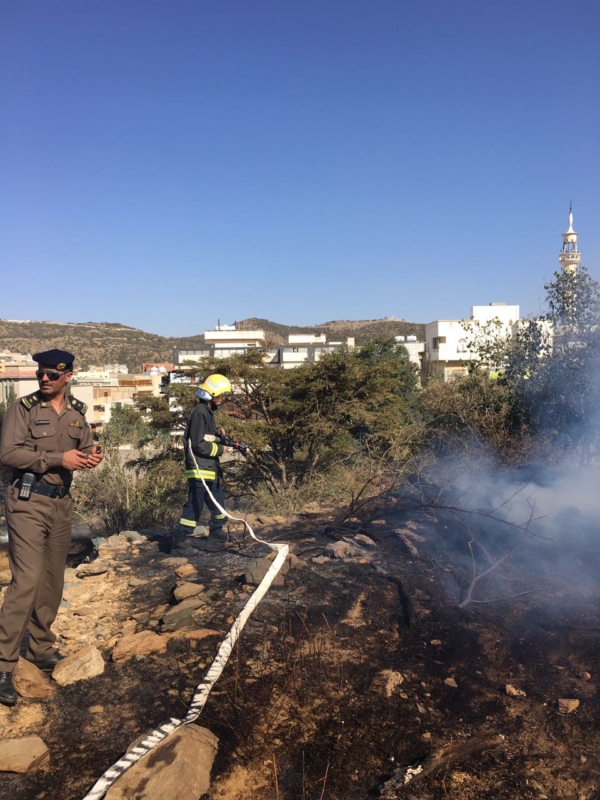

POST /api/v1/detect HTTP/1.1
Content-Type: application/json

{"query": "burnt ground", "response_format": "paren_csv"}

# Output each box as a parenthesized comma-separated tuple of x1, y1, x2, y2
(0, 497, 599, 800)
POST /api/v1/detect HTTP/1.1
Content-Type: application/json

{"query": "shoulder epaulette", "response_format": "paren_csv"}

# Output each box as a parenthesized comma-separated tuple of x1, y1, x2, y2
(20, 392, 42, 410)
(70, 397, 88, 415)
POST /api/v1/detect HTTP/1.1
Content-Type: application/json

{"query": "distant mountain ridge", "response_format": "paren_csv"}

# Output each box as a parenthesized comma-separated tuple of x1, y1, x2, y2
(237, 317, 425, 345)
(0, 316, 425, 371)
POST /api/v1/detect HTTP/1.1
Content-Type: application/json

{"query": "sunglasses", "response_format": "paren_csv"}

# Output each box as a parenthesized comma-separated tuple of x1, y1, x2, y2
(36, 370, 67, 381)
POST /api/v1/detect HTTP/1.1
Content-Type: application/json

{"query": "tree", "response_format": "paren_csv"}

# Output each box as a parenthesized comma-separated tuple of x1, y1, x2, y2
(506, 267, 600, 462)
(100, 403, 156, 451)
(136, 348, 420, 508)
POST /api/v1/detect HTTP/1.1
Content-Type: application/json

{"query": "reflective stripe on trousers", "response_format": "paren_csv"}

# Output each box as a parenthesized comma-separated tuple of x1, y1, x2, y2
(179, 478, 226, 532)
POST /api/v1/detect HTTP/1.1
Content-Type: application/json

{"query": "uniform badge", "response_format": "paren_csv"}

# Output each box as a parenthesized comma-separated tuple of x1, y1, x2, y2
(35, 420, 50, 425)
(68, 421, 83, 429)
(57, 362, 66, 370)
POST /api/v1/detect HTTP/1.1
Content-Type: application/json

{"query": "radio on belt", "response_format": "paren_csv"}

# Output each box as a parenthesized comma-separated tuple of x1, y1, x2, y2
(19, 472, 35, 500)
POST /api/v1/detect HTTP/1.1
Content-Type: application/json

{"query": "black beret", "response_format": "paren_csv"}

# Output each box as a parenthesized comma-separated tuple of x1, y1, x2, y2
(33, 349, 75, 370)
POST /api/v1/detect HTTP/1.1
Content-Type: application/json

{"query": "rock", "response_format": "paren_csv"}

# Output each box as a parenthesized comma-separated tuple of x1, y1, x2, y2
(287, 553, 306, 569)
(430, 639, 442, 646)
(120, 530, 144, 542)
(166, 628, 221, 642)
(0, 735, 49, 773)
(76, 561, 109, 578)
(121, 620, 137, 635)
(91, 536, 107, 549)
(311, 555, 330, 564)
(173, 582, 205, 602)
(160, 598, 206, 632)
(112, 631, 167, 662)
(175, 563, 197, 579)
(326, 540, 363, 559)
(0, 551, 9, 570)
(506, 684, 527, 697)
(52, 646, 105, 686)
(13, 658, 56, 699)
(370, 519, 388, 526)
(558, 698, 580, 714)
(354, 534, 377, 546)
(245, 558, 286, 586)
(444, 677, 458, 688)
(105, 724, 218, 800)
(370, 670, 404, 697)
(98, 542, 130, 557)
(0, 569, 12, 584)
(128, 578, 147, 587)
(63, 567, 79, 581)
(89, 705, 104, 714)
(107, 534, 130, 545)
(73, 606, 102, 617)
(162, 610, 197, 633)
(416, 703, 427, 714)
(161, 557, 189, 568)
(172, 596, 207, 612)
(580, 671, 591, 681)
(272, 515, 287, 524)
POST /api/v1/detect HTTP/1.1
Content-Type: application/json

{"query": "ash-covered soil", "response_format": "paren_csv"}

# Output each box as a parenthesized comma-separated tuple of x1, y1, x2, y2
(0, 498, 599, 800)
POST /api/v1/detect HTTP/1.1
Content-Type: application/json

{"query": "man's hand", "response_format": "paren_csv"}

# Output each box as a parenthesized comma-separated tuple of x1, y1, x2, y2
(62, 450, 90, 471)
(217, 427, 226, 437)
(85, 446, 104, 469)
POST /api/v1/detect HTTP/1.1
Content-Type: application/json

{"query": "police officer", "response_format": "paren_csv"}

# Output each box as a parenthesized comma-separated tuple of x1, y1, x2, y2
(176, 373, 233, 552)
(0, 349, 103, 707)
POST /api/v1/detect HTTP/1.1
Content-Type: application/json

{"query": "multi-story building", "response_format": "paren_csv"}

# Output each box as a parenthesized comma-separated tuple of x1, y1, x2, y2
(394, 335, 426, 372)
(424, 302, 520, 380)
(174, 324, 270, 365)
(269, 334, 355, 368)
(0, 354, 38, 403)
(71, 372, 163, 430)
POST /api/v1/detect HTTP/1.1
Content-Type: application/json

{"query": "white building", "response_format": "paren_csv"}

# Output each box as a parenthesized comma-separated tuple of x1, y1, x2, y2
(174, 324, 269, 364)
(424, 302, 521, 380)
(269, 335, 355, 369)
(394, 335, 426, 370)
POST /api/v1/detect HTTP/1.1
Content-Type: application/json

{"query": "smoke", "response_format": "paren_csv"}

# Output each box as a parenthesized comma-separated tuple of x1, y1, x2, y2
(443, 463, 600, 593)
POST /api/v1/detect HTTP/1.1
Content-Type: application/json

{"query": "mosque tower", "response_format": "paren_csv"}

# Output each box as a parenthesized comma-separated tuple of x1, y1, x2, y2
(558, 203, 581, 274)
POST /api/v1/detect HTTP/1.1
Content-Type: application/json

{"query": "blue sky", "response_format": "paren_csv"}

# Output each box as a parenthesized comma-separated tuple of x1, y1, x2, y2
(1, 0, 598, 336)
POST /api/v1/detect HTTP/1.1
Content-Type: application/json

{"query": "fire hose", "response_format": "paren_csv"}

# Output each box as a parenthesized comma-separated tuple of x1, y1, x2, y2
(81, 441, 289, 800)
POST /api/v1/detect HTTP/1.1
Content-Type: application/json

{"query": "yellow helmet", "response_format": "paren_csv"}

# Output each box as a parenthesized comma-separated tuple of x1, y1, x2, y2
(197, 373, 232, 399)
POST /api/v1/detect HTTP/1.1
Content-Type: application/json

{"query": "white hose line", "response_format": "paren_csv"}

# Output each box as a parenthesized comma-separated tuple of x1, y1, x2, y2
(81, 443, 288, 800)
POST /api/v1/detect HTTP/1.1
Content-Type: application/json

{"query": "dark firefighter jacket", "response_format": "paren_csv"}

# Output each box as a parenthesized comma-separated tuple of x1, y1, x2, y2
(183, 401, 224, 481)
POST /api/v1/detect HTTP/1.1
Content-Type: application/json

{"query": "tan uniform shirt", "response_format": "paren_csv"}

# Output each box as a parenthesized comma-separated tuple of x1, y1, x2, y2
(0, 394, 94, 487)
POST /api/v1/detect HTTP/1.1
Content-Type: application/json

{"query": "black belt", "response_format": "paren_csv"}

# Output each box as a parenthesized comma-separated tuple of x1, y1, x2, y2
(17, 480, 70, 499)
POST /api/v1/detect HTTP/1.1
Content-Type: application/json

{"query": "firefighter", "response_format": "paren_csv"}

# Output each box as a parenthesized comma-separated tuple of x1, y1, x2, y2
(175, 373, 232, 551)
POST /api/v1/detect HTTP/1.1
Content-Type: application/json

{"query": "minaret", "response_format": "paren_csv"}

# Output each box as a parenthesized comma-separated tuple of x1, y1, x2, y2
(558, 203, 581, 274)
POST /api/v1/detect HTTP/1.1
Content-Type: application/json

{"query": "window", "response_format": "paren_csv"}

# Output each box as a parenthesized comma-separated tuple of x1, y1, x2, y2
(457, 339, 467, 353)
(292, 347, 299, 352)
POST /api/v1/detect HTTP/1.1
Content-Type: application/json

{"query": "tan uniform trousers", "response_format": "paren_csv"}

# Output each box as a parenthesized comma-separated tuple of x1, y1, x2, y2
(0, 485, 72, 672)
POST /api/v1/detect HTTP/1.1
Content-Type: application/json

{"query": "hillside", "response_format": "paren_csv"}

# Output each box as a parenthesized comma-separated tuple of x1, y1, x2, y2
(0, 316, 426, 371)
(237, 316, 426, 345)
(0, 320, 207, 372)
